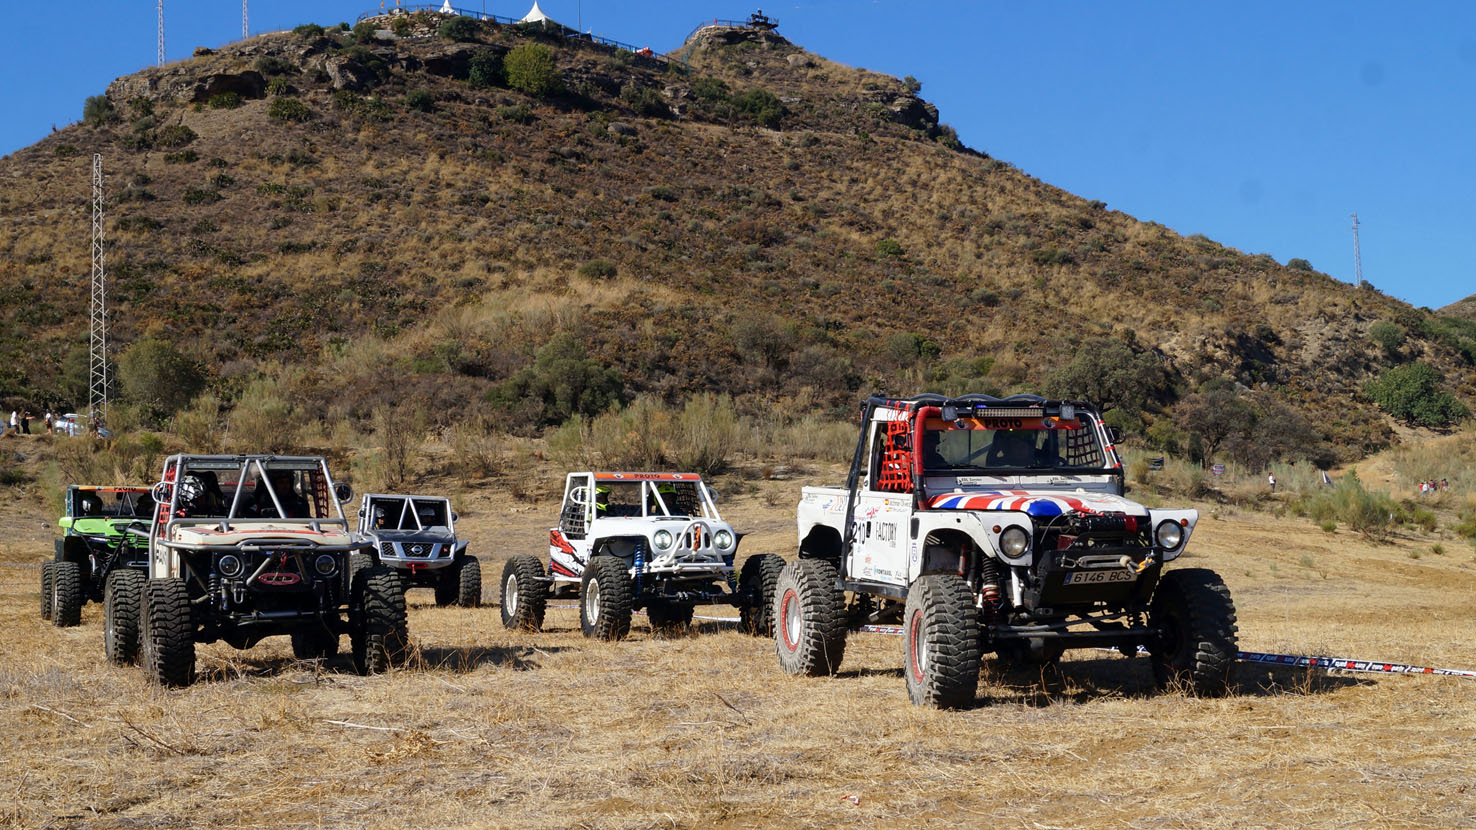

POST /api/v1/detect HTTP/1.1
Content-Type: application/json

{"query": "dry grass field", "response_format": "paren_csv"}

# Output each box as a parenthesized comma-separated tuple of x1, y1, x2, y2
(3, 459, 1476, 829)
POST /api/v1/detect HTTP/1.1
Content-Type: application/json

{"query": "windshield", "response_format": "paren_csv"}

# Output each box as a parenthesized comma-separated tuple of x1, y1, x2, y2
(174, 458, 338, 521)
(591, 480, 714, 519)
(921, 417, 1106, 472)
(74, 488, 152, 519)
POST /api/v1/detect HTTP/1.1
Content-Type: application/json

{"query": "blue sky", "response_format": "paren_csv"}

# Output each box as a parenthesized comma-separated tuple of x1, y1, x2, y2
(3, 1, 1473, 310)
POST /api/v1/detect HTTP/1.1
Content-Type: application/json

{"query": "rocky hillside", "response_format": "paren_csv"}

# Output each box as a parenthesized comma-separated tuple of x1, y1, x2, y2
(0, 11, 1471, 459)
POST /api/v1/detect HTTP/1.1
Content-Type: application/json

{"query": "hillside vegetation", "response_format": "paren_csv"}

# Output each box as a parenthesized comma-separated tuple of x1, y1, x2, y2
(1, 12, 1473, 467)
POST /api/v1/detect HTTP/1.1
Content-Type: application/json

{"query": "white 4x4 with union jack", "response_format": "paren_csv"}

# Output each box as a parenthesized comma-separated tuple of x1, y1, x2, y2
(776, 394, 1238, 707)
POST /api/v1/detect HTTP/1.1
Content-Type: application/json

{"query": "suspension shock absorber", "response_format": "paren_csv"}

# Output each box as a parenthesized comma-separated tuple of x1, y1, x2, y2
(979, 555, 1002, 604)
(632, 539, 645, 596)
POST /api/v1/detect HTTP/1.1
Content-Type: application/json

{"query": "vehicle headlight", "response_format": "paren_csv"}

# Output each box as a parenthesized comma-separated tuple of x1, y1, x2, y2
(1155, 520, 1185, 552)
(218, 554, 244, 578)
(314, 554, 338, 576)
(714, 529, 734, 551)
(1000, 526, 1030, 558)
(653, 530, 674, 550)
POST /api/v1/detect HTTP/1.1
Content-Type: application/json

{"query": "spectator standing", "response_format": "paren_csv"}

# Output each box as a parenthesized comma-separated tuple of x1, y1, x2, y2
(43, 412, 52, 433)
(1268, 472, 1277, 492)
(20, 411, 30, 435)
(7, 410, 15, 435)
(1441, 479, 1449, 491)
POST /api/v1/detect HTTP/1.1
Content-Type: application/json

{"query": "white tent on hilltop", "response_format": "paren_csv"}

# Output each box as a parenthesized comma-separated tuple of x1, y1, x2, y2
(520, 1, 553, 24)
(439, 0, 454, 12)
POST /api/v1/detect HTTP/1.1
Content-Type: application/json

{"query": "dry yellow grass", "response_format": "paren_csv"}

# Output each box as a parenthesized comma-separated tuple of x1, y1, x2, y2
(2, 458, 1476, 827)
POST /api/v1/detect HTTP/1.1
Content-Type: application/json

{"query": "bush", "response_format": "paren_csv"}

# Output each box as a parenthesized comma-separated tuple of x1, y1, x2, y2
(405, 89, 436, 113)
(209, 173, 235, 188)
(439, 16, 479, 41)
(163, 150, 199, 164)
(488, 334, 623, 426)
(884, 332, 940, 366)
(1369, 320, 1405, 354)
(692, 76, 730, 104)
(732, 88, 783, 128)
(268, 98, 314, 122)
(83, 95, 117, 126)
(468, 50, 503, 88)
(226, 376, 297, 453)
(620, 84, 669, 117)
(498, 103, 534, 124)
(292, 23, 325, 38)
(875, 238, 905, 257)
(1046, 337, 1164, 415)
(902, 75, 922, 93)
(208, 92, 242, 109)
(255, 55, 295, 76)
(505, 43, 563, 98)
(1365, 363, 1469, 427)
(392, 17, 413, 37)
(182, 188, 222, 205)
(577, 259, 617, 279)
(1287, 257, 1315, 271)
(1298, 471, 1397, 537)
(266, 77, 291, 96)
(351, 21, 382, 44)
(117, 338, 205, 418)
(155, 124, 197, 147)
(548, 394, 744, 476)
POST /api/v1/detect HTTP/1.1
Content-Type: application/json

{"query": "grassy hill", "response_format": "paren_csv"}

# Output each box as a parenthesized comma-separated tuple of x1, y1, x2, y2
(1, 12, 1472, 462)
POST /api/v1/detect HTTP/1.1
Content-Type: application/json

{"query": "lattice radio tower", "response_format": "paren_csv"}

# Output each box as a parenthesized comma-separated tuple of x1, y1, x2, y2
(243, 0, 248, 39)
(1351, 213, 1364, 288)
(156, 0, 165, 66)
(89, 155, 110, 427)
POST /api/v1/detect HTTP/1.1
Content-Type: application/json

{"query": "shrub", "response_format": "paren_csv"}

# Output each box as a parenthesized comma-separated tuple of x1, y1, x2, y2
(351, 21, 382, 44)
(885, 332, 940, 365)
(266, 76, 291, 96)
(1287, 257, 1315, 271)
(208, 92, 242, 109)
(117, 338, 205, 418)
(620, 84, 669, 117)
(902, 75, 922, 93)
(405, 89, 436, 112)
(497, 103, 533, 124)
(268, 98, 314, 122)
(226, 376, 298, 453)
(255, 55, 295, 76)
(1365, 363, 1470, 427)
(52, 143, 78, 158)
(732, 88, 783, 128)
(505, 42, 563, 98)
(1047, 337, 1164, 415)
(1298, 471, 1398, 537)
(692, 76, 730, 104)
(439, 16, 479, 41)
(488, 333, 623, 426)
(468, 50, 503, 88)
(373, 402, 427, 488)
(209, 173, 235, 188)
(875, 238, 904, 257)
(292, 23, 326, 38)
(971, 286, 1000, 306)
(182, 188, 222, 205)
(1369, 320, 1405, 354)
(577, 259, 617, 279)
(155, 124, 197, 147)
(163, 150, 199, 164)
(392, 17, 413, 37)
(83, 95, 117, 126)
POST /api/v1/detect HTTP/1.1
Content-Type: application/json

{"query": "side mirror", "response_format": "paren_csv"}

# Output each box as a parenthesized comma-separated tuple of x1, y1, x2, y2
(357, 508, 365, 518)
(335, 483, 353, 502)
(452, 513, 459, 523)
(1105, 426, 1124, 444)
(705, 485, 720, 504)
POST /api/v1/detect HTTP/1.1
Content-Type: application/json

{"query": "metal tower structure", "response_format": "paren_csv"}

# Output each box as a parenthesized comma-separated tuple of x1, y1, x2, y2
(243, 0, 248, 39)
(1351, 213, 1364, 288)
(157, 0, 165, 66)
(89, 154, 109, 428)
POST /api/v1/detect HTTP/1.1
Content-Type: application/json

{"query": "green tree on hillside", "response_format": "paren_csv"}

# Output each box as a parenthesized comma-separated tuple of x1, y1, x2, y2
(505, 43, 563, 98)
(1364, 363, 1469, 427)
(118, 338, 205, 419)
(489, 334, 622, 426)
(1046, 337, 1164, 414)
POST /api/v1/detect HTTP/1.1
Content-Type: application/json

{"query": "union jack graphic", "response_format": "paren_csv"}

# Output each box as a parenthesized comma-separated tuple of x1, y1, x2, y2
(926, 490, 1136, 518)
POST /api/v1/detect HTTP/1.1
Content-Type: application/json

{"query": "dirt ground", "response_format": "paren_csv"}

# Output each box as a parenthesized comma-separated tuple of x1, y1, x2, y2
(3, 466, 1475, 828)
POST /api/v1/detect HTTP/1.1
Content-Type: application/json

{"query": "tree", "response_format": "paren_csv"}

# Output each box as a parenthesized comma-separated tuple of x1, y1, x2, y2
(468, 50, 503, 88)
(83, 95, 117, 126)
(504, 43, 563, 98)
(1047, 337, 1165, 414)
(1368, 320, 1405, 356)
(489, 334, 622, 426)
(1364, 363, 1469, 427)
(1172, 387, 1254, 464)
(117, 338, 204, 419)
(438, 16, 478, 41)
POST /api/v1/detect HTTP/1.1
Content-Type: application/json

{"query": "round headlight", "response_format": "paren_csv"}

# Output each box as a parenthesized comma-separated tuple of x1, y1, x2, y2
(653, 530, 674, 550)
(315, 554, 338, 576)
(1000, 526, 1030, 558)
(218, 554, 244, 578)
(714, 529, 734, 551)
(1155, 521, 1185, 551)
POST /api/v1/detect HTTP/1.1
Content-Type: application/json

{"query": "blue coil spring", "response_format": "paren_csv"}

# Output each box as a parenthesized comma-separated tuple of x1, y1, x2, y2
(724, 554, 736, 589)
(633, 540, 645, 595)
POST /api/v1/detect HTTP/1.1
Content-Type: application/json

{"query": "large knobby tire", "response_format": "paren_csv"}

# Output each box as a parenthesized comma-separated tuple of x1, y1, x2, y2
(738, 553, 786, 637)
(352, 565, 410, 675)
(499, 555, 548, 631)
(291, 626, 340, 660)
(1148, 567, 1238, 697)
(141, 578, 196, 687)
(437, 554, 482, 608)
(51, 561, 84, 628)
(40, 561, 54, 621)
(774, 559, 847, 676)
(104, 569, 146, 665)
(646, 599, 695, 636)
(903, 574, 982, 708)
(579, 556, 634, 641)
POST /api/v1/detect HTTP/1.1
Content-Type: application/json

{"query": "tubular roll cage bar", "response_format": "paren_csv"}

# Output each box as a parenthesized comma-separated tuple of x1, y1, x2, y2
(837, 394, 1123, 562)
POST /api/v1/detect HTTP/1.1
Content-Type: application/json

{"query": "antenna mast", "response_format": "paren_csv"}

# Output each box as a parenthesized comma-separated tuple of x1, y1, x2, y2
(1351, 212, 1364, 288)
(89, 154, 109, 429)
(156, 0, 165, 65)
(243, 0, 248, 39)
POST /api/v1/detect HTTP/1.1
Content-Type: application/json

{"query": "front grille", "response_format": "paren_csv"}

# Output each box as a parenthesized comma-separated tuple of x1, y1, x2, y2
(379, 542, 396, 559)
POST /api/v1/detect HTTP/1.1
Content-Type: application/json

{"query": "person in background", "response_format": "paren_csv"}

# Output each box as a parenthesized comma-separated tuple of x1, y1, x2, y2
(1268, 472, 1277, 492)
(20, 411, 30, 435)
(43, 411, 53, 433)
(7, 410, 16, 435)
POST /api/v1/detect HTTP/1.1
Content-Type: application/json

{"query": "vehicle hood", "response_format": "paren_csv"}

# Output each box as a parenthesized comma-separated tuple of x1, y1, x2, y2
(65, 517, 138, 536)
(926, 489, 1147, 518)
(171, 523, 354, 547)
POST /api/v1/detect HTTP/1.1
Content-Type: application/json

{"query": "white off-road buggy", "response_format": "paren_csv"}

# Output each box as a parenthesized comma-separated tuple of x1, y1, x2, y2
(499, 472, 781, 640)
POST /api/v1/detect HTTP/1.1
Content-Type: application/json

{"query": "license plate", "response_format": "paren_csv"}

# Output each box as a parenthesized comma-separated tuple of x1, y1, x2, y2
(1064, 569, 1135, 585)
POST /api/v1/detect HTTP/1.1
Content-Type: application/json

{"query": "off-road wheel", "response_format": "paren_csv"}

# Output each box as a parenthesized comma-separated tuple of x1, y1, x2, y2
(646, 599, 695, 636)
(351, 566, 410, 675)
(499, 555, 548, 631)
(51, 560, 83, 628)
(738, 553, 785, 637)
(140, 578, 195, 687)
(437, 554, 482, 607)
(579, 556, 633, 641)
(774, 559, 847, 676)
(40, 561, 54, 621)
(104, 569, 145, 665)
(291, 627, 340, 660)
(903, 574, 982, 708)
(347, 550, 375, 589)
(1148, 567, 1238, 697)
